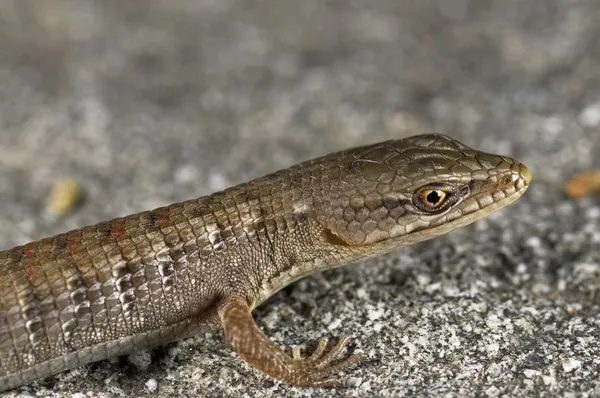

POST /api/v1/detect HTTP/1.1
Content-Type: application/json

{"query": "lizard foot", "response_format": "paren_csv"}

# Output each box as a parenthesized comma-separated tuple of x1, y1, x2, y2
(288, 335, 362, 387)
(220, 296, 362, 388)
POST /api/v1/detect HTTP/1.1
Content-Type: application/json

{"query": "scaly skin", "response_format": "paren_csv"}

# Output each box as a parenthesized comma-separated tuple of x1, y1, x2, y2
(0, 134, 531, 391)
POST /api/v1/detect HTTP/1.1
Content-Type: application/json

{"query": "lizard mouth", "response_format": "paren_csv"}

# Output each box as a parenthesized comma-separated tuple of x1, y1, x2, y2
(468, 162, 532, 210)
(416, 163, 532, 233)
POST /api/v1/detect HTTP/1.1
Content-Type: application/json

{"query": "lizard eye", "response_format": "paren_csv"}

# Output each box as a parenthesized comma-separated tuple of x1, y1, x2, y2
(420, 189, 447, 208)
(412, 183, 461, 213)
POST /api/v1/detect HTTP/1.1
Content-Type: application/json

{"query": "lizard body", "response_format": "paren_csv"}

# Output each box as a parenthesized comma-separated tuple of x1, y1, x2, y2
(0, 134, 531, 390)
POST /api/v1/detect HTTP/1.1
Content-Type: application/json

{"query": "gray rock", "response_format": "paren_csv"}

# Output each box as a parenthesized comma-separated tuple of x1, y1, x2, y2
(0, 0, 599, 397)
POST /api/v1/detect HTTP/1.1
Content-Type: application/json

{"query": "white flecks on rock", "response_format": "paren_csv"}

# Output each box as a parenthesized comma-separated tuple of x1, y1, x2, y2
(543, 374, 557, 386)
(327, 318, 342, 330)
(525, 236, 542, 249)
(174, 164, 198, 184)
(485, 314, 501, 329)
(484, 385, 500, 397)
(366, 304, 385, 321)
(145, 378, 158, 392)
(416, 273, 431, 287)
(523, 369, 541, 378)
(586, 206, 600, 219)
(208, 172, 229, 191)
(346, 376, 363, 388)
(561, 358, 582, 372)
(486, 363, 502, 378)
(578, 100, 600, 127)
(543, 116, 564, 135)
(486, 342, 500, 355)
(356, 287, 368, 299)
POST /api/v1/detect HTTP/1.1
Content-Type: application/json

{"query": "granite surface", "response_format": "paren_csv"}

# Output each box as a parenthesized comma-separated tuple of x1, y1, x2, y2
(0, 0, 599, 397)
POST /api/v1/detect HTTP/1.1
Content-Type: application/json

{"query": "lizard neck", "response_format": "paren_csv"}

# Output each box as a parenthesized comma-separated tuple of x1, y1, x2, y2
(247, 218, 383, 310)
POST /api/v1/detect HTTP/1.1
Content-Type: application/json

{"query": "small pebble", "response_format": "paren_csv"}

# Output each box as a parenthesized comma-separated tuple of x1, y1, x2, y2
(562, 358, 582, 372)
(128, 350, 153, 370)
(564, 171, 600, 199)
(47, 178, 83, 215)
(145, 378, 158, 392)
(578, 101, 600, 127)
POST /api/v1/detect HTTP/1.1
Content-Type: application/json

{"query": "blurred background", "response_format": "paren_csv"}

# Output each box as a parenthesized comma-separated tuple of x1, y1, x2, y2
(0, 1, 599, 397)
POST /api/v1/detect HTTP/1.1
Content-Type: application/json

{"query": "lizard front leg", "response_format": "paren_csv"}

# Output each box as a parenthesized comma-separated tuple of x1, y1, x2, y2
(219, 295, 361, 387)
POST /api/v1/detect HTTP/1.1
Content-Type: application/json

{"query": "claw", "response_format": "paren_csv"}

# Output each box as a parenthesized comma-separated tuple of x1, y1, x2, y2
(307, 337, 329, 362)
(288, 335, 361, 387)
(315, 335, 349, 368)
(319, 353, 363, 377)
(292, 347, 302, 360)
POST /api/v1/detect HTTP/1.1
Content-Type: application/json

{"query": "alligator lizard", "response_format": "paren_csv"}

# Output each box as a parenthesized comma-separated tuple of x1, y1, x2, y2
(0, 134, 531, 391)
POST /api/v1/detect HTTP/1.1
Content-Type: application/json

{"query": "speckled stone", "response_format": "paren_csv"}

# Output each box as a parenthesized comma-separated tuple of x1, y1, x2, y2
(0, 1, 599, 397)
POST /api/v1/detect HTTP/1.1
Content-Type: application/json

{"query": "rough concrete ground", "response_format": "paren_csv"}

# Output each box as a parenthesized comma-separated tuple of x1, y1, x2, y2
(0, 0, 599, 397)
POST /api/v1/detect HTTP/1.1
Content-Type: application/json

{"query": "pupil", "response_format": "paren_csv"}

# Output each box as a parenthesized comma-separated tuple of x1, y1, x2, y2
(427, 191, 441, 204)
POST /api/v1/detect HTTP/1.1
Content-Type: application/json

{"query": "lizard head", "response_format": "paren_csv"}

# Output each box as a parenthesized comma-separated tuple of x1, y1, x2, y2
(316, 134, 531, 248)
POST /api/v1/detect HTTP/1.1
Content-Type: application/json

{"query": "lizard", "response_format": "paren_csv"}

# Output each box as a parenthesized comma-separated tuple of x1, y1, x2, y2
(0, 133, 532, 391)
